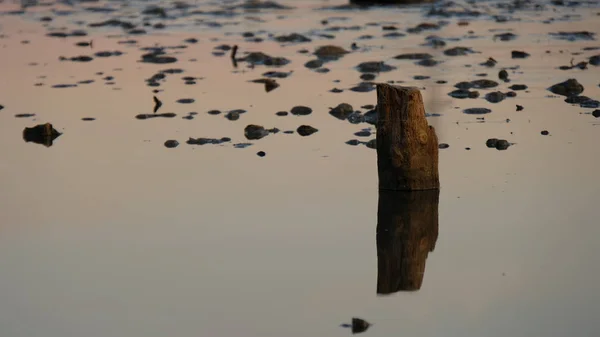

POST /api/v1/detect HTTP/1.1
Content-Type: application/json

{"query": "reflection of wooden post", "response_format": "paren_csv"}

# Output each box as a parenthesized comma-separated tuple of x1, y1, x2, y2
(376, 190, 439, 294)
(376, 84, 439, 191)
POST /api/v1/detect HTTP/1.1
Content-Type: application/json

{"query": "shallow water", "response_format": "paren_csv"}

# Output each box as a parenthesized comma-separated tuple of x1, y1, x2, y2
(1, 0, 599, 336)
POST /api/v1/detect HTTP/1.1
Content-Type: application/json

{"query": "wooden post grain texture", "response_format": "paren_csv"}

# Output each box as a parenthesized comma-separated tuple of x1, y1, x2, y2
(376, 84, 439, 191)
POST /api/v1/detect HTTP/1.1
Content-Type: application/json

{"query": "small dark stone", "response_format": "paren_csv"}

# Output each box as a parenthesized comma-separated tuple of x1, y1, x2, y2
(494, 32, 517, 41)
(330, 88, 344, 93)
(509, 84, 528, 90)
(177, 98, 195, 104)
(365, 139, 376, 149)
(495, 139, 510, 150)
(549, 78, 584, 96)
(511, 50, 530, 58)
(506, 91, 517, 97)
(516, 105, 524, 111)
(480, 57, 497, 67)
(15, 113, 35, 118)
(329, 103, 354, 120)
(414, 75, 430, 80)
(276, 111, 288, 116)
(438, 143, 449, 149)
(383, 32, 406, 38)
(225, 110, 240, 121)
(449, 89, 479, 99)
(291, 106, 312, 116)
(363, 109, 378, 125)
(354, 130, 371, 137)
(486, 138, 498, 148)
(350, 82, 375, 93)
(590, 55, 600, 66)
(69, 55, 94, 62)
(314, 45, 349, 60)
(417, 59, 439, 67)
(274, 33, 311, 43)
(347, 112, 364, 124)
(463, 108, 492, 115)
(564, 95, 591, 104)
(245, 125, 269, 140)
(187, 137, 230, 145)
(262, 71, 291, 79)
(455, 81, 473, 89)
(541, 130, 549, 135)
(356, 61, 396, 73)
(82, 117, 95, 121)
(394, 53, 432, 60)
(471, 79, 498, 89)
(305, 59, 323, 69)
(297, 125, 318, 136)
(257, 151, 266, 157)
(207, 110, 221, 115)
(485, 91, 506, 103)
(315, 68, 330, 73)
(346, 139, 360, 146)
(164, 140, 179, 148)
(360, 73, 377, 81)
(550, 31, 595, 41)
(499, 69, 509, 81)
(591, 109, 600, 118)
(444, 47, 476, 56)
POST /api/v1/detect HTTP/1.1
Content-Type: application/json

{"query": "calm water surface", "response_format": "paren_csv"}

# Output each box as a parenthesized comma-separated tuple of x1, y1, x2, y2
(0, 0, 599, 336)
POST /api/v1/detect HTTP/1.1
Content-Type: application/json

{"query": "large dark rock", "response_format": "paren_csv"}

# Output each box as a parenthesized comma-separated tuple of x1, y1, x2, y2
(548, 79, 584, 96)
(314, 45, 349, 60)
(245, 125, 269, 140)
(297, 125, 318, 136)
(329, 103, 354, 120)
(23, 123, 61, 147)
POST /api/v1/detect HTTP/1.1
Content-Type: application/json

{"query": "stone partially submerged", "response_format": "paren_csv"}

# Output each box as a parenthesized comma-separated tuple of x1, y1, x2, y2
(314, 45, 349, 60)
(23, 123, 61, 147)
(548, 79, 584, 96)
(237, 52, 290, 66)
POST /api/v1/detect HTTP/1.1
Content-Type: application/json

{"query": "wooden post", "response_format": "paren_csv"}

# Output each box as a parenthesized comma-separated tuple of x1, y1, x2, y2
(376, 84, 439, 191)
(376, 189, 439, 294)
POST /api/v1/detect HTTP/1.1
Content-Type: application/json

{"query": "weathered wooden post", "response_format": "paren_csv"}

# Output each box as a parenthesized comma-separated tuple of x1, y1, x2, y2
(376, 84, 439, 191)
(374, 84, 440, 294)
(376, 189, 439, 294)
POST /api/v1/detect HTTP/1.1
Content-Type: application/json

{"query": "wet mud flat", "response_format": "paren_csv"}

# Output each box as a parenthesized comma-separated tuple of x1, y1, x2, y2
(0, 1, 599, 337)
(0, 0, 598, 154)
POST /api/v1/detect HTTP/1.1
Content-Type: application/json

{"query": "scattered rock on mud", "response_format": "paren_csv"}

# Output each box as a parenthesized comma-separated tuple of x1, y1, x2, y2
(291, 106, 312, 116)
(297, 125, 318, 136)
(356, 61, 396, 73)
(245, 125, 269, 140)
(164, 140, 179, 148)
(511, 50, 530, 58)
(548, 79, 584, 96)
(329, 103, 354, 120)
(485, 91, 506, 103)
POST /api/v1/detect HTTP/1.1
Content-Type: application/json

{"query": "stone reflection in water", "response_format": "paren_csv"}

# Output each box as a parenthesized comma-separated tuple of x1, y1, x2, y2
(22, 123, 62, 147)
(376, 189, 439, 294)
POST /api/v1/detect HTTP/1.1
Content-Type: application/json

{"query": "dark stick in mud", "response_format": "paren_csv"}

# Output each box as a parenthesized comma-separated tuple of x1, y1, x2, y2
(376, 84, 439, 191)
(231, 45, 238, 68)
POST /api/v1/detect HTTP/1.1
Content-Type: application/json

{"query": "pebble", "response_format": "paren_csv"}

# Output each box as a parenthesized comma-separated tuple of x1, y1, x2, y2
(297, 125, 318, 136)
(164, 140, 179, 148)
